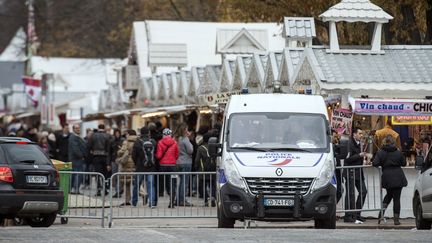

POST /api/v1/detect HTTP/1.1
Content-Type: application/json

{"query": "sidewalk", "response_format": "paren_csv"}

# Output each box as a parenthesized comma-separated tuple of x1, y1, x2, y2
(49, 217, 416, 230)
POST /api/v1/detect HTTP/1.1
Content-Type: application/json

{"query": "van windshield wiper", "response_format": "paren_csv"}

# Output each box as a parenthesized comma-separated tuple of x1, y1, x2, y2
(268, 148, 312, 153)
(19, 160, 35, 163)
(231, 147, 270, 152)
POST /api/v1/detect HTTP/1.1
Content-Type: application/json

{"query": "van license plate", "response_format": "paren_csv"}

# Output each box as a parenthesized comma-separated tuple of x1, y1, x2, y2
(264, 199, 294, 207)
(26, 175, 48, 184)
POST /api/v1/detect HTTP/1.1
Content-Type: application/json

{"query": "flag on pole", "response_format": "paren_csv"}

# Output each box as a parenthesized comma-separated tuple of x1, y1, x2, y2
(23, 76, 41, 107)
(27, 0, 40, 54)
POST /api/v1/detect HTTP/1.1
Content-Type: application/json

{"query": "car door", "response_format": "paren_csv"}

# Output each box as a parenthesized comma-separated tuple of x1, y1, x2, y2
(421, 146, 432, 216)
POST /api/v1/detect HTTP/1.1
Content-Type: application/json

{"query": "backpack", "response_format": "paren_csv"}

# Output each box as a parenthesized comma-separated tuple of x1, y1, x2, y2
(141, 139, 155, 167)
(199, 145, 216, 171)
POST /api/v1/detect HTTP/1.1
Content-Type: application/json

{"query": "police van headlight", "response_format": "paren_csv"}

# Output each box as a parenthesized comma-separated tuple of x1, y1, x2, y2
(224, 155, 247, 189)
(311, 155, 334, 192)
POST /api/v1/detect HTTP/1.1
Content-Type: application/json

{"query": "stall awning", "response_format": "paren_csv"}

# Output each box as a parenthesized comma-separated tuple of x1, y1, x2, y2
(140, 105, 197, 118)
(16, 112, 40, 119)
(104, 108, 150, 118)
(349, 97, 432, 116)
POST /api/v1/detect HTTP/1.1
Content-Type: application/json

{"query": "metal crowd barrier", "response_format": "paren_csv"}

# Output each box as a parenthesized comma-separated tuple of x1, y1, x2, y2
(58, 171, 107, 227)
(335, 165, 384, 219)
(107, 171, 217, 228)
(57, 166, 385, 228)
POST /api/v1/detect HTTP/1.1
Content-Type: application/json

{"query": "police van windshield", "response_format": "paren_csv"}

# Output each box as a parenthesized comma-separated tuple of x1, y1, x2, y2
(227, 112, 330, 153)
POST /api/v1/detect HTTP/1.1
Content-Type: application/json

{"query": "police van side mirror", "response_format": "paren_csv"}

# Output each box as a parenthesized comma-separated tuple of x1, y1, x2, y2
(208, 137, 222, 157)
(415, 155, 424, 170)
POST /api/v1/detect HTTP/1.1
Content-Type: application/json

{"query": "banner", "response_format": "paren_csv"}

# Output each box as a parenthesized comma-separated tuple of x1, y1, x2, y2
(392, 116, 432, 125)
(331, 109, 353, 135)
(22, 76, 41, 107)
(353, 99, 432, 115)
(204, 91, 242, 105)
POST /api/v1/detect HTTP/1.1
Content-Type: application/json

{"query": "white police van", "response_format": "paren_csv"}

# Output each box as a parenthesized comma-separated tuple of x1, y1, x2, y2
(209, 94, 336, 228)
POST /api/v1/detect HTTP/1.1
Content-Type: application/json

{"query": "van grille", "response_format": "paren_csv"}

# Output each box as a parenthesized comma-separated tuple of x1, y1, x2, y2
(245, 178, 314, 196)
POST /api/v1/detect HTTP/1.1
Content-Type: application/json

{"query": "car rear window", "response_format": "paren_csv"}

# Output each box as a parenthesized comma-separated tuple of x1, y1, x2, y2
(0, 144, 52, 165)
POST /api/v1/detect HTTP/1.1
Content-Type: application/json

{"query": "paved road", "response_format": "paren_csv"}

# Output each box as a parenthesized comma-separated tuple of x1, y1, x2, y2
(0, 227, 430, 243)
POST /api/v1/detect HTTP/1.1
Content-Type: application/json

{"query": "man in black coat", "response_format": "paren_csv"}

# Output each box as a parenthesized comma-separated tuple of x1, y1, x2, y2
(55, 124, 70, 162)
(88, 124, 111, 196)
(131, 126, 157, 207)
(344, 127, 368, 223)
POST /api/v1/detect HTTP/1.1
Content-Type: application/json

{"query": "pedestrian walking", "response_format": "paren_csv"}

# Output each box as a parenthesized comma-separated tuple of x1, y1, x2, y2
(155, 128, 179, 208)
(88, 124, 111, 196)
(331, 130, 343, 204)
(175, 123, 194, 206)
(68, 125, 87, 194)
(55, 124, 70, 162)
(344, 127, 370, 224)
(373, 135, 407, 225)
(116, 129, 137, 206)
(132, 126, 157, 207)
(195, 133, 216, 207)
(111, 129, 125, 197)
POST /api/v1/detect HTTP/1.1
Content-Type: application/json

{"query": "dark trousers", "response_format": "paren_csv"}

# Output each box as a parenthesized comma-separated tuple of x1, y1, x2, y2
(344, 168, 367, 219)
(159, 166, 177, 204)
(92, 156, 108, 192)
(336, 167, 343, 204)
(383, 187, 403, 215)
(199, 174, 216, 203)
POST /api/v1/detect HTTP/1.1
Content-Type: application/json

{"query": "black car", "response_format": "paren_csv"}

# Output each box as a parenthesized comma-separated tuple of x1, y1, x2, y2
(0, 137, 63, 227)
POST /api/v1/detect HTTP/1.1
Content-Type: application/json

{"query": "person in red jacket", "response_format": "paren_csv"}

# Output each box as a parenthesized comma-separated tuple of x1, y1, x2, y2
(155, 128, 179, 208)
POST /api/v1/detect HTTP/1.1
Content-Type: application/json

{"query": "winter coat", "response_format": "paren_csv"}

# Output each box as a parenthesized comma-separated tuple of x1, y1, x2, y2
(176, 136, 193, 165)
(117, 135, 137, 173)
(344, 137, 364, 180)
(373, 145, 407, 189)
(68, 132, 87, 162)
(132, 136, 157, 172)
(194, 144, 215, 172)
(88, 130, 111, 157)
(55, 132, 70, 162)
(155, 136, 179, 166)
(110, 136, 124, 164)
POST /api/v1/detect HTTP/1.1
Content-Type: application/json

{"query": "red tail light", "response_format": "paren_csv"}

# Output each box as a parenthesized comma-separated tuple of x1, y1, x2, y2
(0, 167, 13, 183)
(56, 170, 60, 184)
(16, 141, 28, 144)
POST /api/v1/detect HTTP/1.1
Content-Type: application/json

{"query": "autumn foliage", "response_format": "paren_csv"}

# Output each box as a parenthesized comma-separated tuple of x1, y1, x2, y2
(0, 0, 431, 58)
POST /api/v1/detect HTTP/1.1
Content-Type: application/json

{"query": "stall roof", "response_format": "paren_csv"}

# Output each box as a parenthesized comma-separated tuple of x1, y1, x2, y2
(313, 46, 432, 91)
(319, 0, 393, 23)
(31, 56, 122, 92)
(129, 20, 285, 78)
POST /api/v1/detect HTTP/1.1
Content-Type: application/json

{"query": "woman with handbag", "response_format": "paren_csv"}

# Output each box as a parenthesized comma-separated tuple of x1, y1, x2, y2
(373, 135, 407, 225)
(116, 129, 137, 206)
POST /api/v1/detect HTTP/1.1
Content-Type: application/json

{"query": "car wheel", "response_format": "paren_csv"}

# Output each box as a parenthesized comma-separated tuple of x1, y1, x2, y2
(416, 201, 432, 230)
(27, 213, 57, 228)
(314, 213, 336, 229)
(217, 205, 235, 228)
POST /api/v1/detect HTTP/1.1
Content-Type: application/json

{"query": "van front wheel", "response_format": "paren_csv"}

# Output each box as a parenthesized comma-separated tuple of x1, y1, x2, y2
(217, 205, 235, 228)
(314, 214, 336, 229)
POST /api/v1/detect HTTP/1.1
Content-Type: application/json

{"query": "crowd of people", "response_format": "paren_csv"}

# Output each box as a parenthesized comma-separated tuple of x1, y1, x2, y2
(332, 119, 414, 226)
(0, 121, 220, 209)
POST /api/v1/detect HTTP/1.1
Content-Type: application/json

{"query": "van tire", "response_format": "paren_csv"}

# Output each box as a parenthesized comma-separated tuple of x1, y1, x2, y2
(415, 201, 432, 230)
(314, 213, 336, 229)
(27, 213, 57, 227)
(217, 205, 235, 228)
